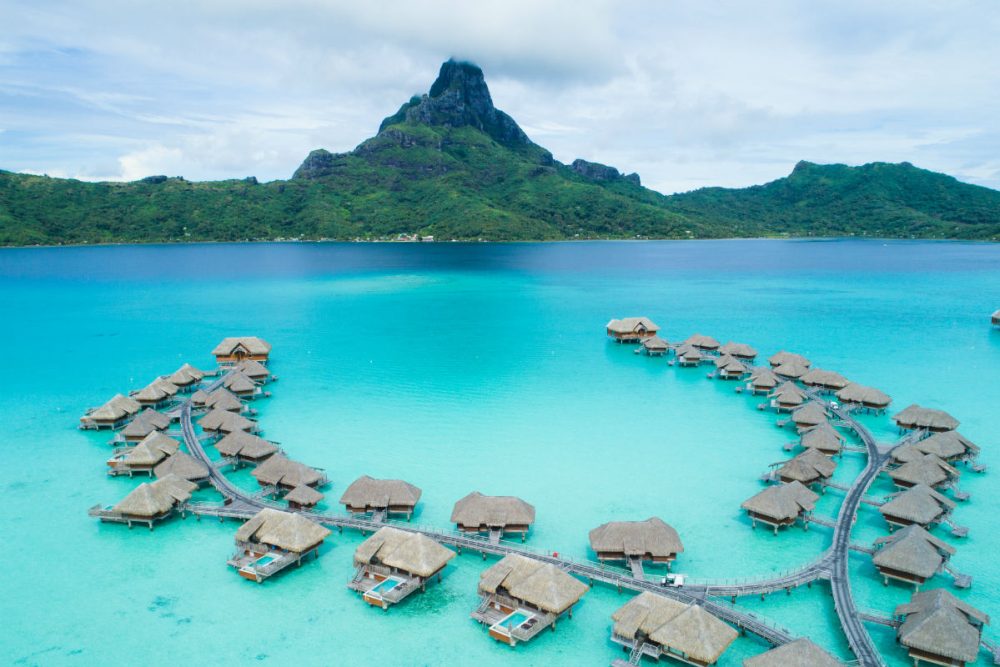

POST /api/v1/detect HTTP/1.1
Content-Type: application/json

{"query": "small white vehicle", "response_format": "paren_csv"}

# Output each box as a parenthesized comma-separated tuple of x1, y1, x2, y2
(660, 574, 685, 587)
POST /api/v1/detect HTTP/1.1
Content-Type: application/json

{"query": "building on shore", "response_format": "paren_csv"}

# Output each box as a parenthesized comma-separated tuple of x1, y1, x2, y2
(89, 474, 197, 529)
(894, 404, 960, 432)
(894, 589, 989, 667)
(213, 431, 278, 466)
(879, 484, 957, 530)
(349, 526, 455, 610)
(872, 524, 956, 589)
(153, 451, 210, 485)
(741, 481, 819, 534)
(198, 408, 257, 435)
(719, 341, 757, 362)
(799, 421, 845, 456)
(610, 591, 738, 667)
(472, 553, 588, 646)
(451, 492, 536, 542)
(888, 454, 960, 490)
(81, 393, 141, 430)
(121, 408, 171, 442)
(340, 476, 422, 520)
(606, 318, 660, 343)
(227, 508, 331, 583)
(768, 351, 810, 369)
(772, 448, 836, 488)
(747, 367, 779, 394)
(131, 377, 180, 408)
(588, 517, 684, 573)
(107, 432, 180, 476)
(800, 368, 850, 392)
(213, 336, 271, 365)
(743, 638, 844, 666)
(641, 336, 670, 356)
(166, 363, 206, 392)
(251, 453, 327, 492)
(835, 383, 892, 412)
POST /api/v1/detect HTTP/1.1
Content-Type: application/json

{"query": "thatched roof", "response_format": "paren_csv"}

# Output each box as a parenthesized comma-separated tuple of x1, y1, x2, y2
(873, 525, 955, 579)
(167, 362, 206, 386)
(683, 333, 720, 350)
(88, 393, 141, 421)
(112, 474, 196, 517)
(122, 408, 170, 438)
(213, 336, 271, 357)
(791, 401, 828, 426)
(800, 422, 845, 454)
(891, 443, 927, 464)
(674, 343, 703, 362)
(198, 408, 255, 433)
(719, 341, 757, 359)
(743, 638, 844, 666)
(204, 387, 243, 412)
(223, 370, 258, 394)
(718, 357, 748, 375)
(915, 431, 979, 459)
(122, 432, 180, 466)
(589, 517, 684, 558)
(647, 600, 738, 664)
(776, 448, 836, 483)
(768, 351, 811, 368)
(894, 404, 960, 431)
(769, 381, 807, 405)
(214, 431, 278, 460)
(354, 526, 455, 578)
(612, 591, 687, 641)
(235, 507, 330, 553)
(801, 368, 850, 389)
(235, 359, 270, 380)
(888, 454, 958, 488)
(285, 484, 324, 506)
(340, 476, 422, 509)
(749, 367, 779, 389)
(251, 453, 323, 488)
(153, 451, 210, 481)
(879, 484, 955, 525)
(773, 361, 809, 379)
(994, 309, 1000, 324)
(190, 389, 210, 406)
(479, 554, 588, 613)
(641, 335, 670, 351)
(451, 492, 536, 527)
(606, 317, 659, 334)
(132, 377, 179, 402)
(835, 383, 892, 408)
(741, 481, 819, 520)
(895, 589, 989, 664)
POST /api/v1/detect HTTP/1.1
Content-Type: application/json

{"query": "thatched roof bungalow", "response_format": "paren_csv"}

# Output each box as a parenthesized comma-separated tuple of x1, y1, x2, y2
(773, 361, 810, 380)
(894, 589, 989, 666)
(743, 638, 843, 666)
(589, 517, 684, 566)
(132, 377, 180, 407)
(451, 492, 536, 540)
(222, 370, 259, 397)
(912, 431, 980, 463)
(641, 335, 670, 356)
(719, 341, 757, 361)
(880, 484, 956, 530)
(251, 453, 326, 491)
(107, 431, 181, 475)
(800, 421, 845, 456)
(236, 359, 271, 382)
(82, 393, 141, 429)
(801, 368, 850, 391)
(340, 475, 422, 519)
(285, 484, 324, 509)
(747, 367, 779, 394)
(166, 363, 206, 390)
(107, 474, 197, 528)
(214, 431, 278, 464)
(674, 343, 704, 367)
(790, 401, 828, 429)
(873, 524, 955, 588)
(213, 336, 271, 365)
(606, 317, 660, 342)
(153, 451, 210, 484)
(894, 404, 960, 432)
(350, 527, 455, 609)
(768, 382, 807, 411)
(888, 454, 959, 490)
(993, 309, 1000, 327)
(714, 355, 748, 379)
(202, 387, 244, 412)
(683, 333, 720, 351)
(835, 383, 892, 411)
(198, 408, 256, 435)
(774, 448, 836, 487)
(229, 507, 331, 582)
(768, 351, 811, 369)
(741, 481, 819, 533)
(122, 408, 171, 442)
(611, 592, 738, 667)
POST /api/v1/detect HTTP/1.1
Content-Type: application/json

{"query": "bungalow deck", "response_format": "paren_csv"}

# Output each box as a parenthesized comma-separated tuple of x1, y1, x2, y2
(349, 564, 427, 610)
(226, 543, 319, 583)
(471, 594, 559, 646)
(86, 503, 177, 530)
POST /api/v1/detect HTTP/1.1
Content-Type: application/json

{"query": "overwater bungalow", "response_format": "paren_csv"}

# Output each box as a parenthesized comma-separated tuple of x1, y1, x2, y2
(472, 553, 588, 646)
(746, 367, 779, 394)
(641, 335, 670, 356)
(800, 421, 846, 456)
(81, 393, 141, 430)
(90, 474, 197, 529)
(198, 408, 257, 435)
(891, 443, 927, 465)
(166, 363, 206, 391)
(107, 432, 181, 476)
(800, 368, 850, 391)
(213, 431, 278, 465)
(768, 351, 811, 369)
(198, 387, 244, 412)
(227, 508, 331, 583)
(888, 454, 960, 491)
(880, 484, 956, 530)
(790, 401, 828, 429)
(741, 481, 819, 533)
(894, 589, 989, 667)
(235, 359, 271, 382)
(340, 476, 422, 520)
(213, 336, 272, 365)
(222, 370, 260, 398)
(589, 517, 684, 572)
(606, 317, 660, 343)
(872, 525, 956, 589)
(153, 451, 210, 485)
(683, 333, 720, 352)
(911, 431, 980, 464)
(835, 382, 892, 412)
(191, 389, 211, 407)
(131, 377, 180, 408)
(251, 453, 327, 492)
(894, 404, 960, 432)
(993, 309, 1000, 327)
(610, 591, 738, 666)
(674, 343, 704, 366)
(719, 341, 757, 362)
(773, 360, 810, 380)
(773, 448, 836, 488)
(121, 408, 171, 442)
(285, 484, 324, 510)
(714, 355, 748, 379)
(743, 638, 844, 666)
(768, 382, 807, 411)
(349, 526, 456, 610)
(451, 492, 536, 542)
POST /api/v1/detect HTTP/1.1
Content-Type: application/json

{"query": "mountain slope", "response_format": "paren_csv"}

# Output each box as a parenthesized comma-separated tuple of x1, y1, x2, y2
(1, 59, 998, 245)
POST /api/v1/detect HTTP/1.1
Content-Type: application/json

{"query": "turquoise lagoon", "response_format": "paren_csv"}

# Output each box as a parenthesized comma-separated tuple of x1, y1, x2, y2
(1, 240, 998, 666)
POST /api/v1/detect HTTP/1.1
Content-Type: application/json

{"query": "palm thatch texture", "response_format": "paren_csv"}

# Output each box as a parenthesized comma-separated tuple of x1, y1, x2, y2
(122, 408, 171, 440)
(118, 432, 181, 467)
(222, 370, 258, 396)
(773, 360, 810, 380)
(213, 336, 271, 363)
(768, 351, 811, 368)
(748, 367, 779, 392)
(354, 526, 455, 578)
(719, 341, 757, 360)
(872, 524, 955, 586)
(132, 377, 180, 405)
(478, 554, 588, 615)
(201, 387, 244, 412)
(198, 408, 256, 434)
(894, 404, 960, 432)
(674, 343, 704, 365)
(153, 451, 210, 483)
(606, 317, 660, 342)
(235, 358, 270, 381)
(774, 448, 836, 486)
(743, 638, 844, 666)
(251, 453, 325, 490)
(166, 362, 206, 388)
(769, 381, 807, 409)
(235, 508, 331, 553)
(83, 393, 141, 426)
(213, 431, 278, 462)
(894, 589, 989, 665)
(800, 368, 850, 390)
(790, 401, 828, 428)
(340, 475, 422, 516)
(588, 517, 684, 563)
(879, 484, 956, 529)
(284, 484, 324, 508)
(112, 474, 197, 518)
(714, 354, 749, 378)
(683, 333, 720, 351)
(611, 591, 738, 665)
(888, 454, 960, 489)
(451, 492, 536, 534)
(800, 421, 845, 455)
(910, 431, 980, 462)
(741, 481, 819, 531)
(641, 335, 670, 355)
(835, 382, 892, 410)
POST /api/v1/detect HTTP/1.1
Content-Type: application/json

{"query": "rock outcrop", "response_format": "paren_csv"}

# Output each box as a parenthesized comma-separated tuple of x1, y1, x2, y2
(570, 159, 641, 186)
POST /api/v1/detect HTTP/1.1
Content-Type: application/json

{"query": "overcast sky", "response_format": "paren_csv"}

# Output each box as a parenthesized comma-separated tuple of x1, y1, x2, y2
(2, 1, 999, 193)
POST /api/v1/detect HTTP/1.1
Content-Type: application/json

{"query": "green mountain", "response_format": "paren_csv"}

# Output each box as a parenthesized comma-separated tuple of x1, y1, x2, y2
(1, 59, 998, 245)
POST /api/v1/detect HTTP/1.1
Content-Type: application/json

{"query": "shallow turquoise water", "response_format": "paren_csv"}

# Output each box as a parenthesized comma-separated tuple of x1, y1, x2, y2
(1, 240, 997, 666)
